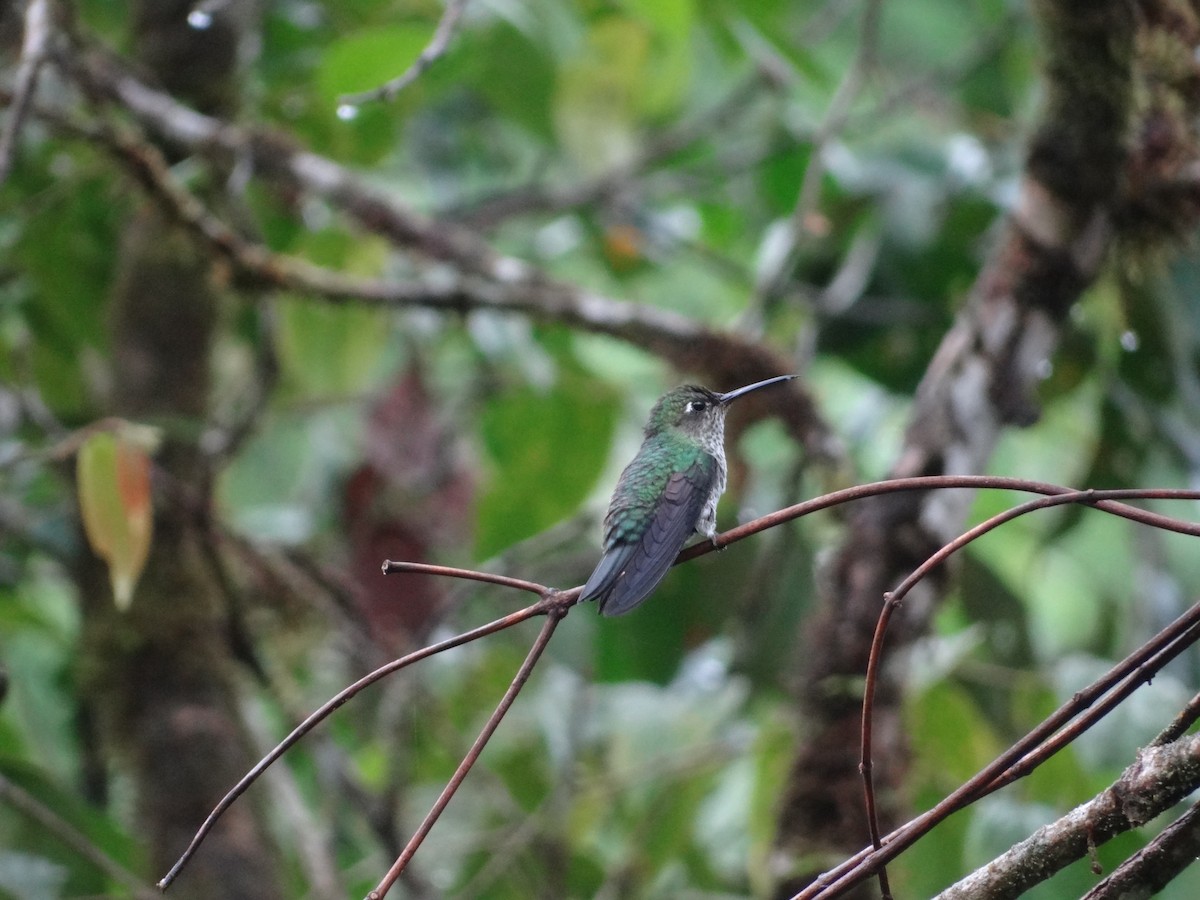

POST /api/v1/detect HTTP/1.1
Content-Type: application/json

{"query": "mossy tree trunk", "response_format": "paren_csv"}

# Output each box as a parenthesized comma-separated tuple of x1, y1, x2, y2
(76, 3, 283, 897)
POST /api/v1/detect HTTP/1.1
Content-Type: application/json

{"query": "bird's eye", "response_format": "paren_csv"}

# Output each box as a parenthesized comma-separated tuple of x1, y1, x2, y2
(687, 401, 707, 413)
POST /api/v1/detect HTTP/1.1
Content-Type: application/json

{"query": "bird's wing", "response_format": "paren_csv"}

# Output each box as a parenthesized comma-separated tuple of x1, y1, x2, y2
(583, 455, 715, 617)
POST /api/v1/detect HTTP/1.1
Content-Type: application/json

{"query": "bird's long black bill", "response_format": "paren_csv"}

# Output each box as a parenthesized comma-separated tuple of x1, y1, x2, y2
(717, 374, 796, 404)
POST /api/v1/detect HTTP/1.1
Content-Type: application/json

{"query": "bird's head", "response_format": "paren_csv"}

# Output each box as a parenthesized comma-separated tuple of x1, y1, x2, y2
(646, 385, 723, 439)
(644, 375, 796, 440)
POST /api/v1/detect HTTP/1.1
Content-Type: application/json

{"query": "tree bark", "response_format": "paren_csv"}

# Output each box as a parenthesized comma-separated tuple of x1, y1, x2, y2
(770, 1, 1138, 895)
(76, 3, 282, 897)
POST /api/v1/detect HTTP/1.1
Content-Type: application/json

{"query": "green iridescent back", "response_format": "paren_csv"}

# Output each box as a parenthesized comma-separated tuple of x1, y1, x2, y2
(604, 430, 716, 545)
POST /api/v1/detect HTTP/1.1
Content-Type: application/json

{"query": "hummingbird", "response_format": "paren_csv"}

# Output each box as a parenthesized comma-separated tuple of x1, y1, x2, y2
(580, 374, 796, 616)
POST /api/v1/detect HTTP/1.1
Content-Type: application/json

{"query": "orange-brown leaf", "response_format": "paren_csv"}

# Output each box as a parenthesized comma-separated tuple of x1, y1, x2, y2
(77, 431, 154, 610)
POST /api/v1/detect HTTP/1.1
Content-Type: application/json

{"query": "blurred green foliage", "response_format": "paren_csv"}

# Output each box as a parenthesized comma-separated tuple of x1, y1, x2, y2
(4, 0, 1200, 897)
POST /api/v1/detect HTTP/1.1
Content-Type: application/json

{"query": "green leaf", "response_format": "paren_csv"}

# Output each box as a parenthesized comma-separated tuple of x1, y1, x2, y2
(907, 680, 1001, 787)
(277, 298, 391, 397)
(460, 24, 557, 138)
(475, 369, 619, 559)
(316, 25, 435, 103)
(619, 0, 694, 118)
(310, 25, 433, 162)
(553, 13, 689, 171)
(15, 173, 121, 417)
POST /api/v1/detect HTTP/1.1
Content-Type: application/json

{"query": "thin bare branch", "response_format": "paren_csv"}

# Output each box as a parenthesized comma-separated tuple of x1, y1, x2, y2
(0, 0, 53, 185)
(158, 597, 553, 891)
(338, 0, 470, 106)
(39, 78, 837, 455)
(240, 704, 344, 899)
(860, 489, 1100, 893)
(371, 481, 1200, 900)
(396, 479, 1200, 609)
(679, 478, 1200, 566)
(381, 559, 549, 595)
(1153, 691, 1200, 747)
(858, 487, 1200, 898)
(796, 595, 1200, 898)
(367, 608, 566, 899)
(161, 475, 1200, 893)
(982, 618, 1200, 795)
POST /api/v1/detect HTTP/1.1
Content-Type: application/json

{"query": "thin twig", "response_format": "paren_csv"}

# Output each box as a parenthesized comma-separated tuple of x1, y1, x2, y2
(982, 618, 1200, 794)
(859, 489, 1146, 897)
(366, 608, 566, 899)
(338, 0, 470, 106)
(389, 481, 1200, 608)
(680, 478, 1200, 566)
(859, 491, 1098, 871)
(158, 596, 556, 891)
(240, 701, 344, 899)
(797, 592, 1200, 898)
(382, 559, 548, 595)
(0, 0, 53, 185)
(377, 483, 1200, 900)
(1153, 690, 1200, 747)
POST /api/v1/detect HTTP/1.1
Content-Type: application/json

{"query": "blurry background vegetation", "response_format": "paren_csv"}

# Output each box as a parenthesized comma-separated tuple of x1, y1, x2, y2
(3, 0, 1200, 898)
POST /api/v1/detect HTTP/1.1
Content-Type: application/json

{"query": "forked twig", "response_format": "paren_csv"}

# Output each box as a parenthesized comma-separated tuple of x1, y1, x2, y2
(157, 593, 557, 891)
(367, 608, 566, 899)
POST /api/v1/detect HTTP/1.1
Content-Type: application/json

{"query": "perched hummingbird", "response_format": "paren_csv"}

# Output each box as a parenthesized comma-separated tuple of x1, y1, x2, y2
(580, 374, 796, 616)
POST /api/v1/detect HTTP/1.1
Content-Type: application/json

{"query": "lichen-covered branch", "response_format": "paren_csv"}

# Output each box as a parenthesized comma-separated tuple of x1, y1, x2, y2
(0, 0, 53, 184)
(54, 48, 838, 456)
(936, 735, 1200, 899)
(1081, 796, 1200, 899)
